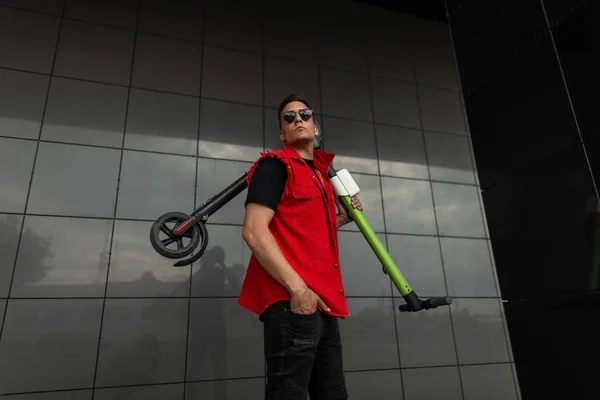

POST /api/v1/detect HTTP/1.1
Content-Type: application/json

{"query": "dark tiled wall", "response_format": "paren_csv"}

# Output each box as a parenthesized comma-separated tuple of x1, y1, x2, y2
(447, 0, 597, 398)
(0, 0, 520, 398)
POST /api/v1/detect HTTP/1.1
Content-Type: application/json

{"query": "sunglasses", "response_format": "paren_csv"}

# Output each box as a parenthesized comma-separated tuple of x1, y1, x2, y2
(281, 108, 314, 124)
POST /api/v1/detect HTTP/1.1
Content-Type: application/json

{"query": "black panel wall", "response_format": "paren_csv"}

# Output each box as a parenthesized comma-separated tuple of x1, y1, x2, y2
(446, 0, 599, 398)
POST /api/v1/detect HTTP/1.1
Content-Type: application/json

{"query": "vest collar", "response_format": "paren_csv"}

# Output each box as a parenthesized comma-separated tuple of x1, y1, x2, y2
(282, 144, 335, 173)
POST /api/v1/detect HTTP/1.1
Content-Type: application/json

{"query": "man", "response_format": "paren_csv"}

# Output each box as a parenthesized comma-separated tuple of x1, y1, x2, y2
(238, 94, 362, 399)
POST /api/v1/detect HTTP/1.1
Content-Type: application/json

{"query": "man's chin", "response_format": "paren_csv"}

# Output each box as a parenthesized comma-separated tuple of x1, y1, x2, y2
(288, 136, 313, 146)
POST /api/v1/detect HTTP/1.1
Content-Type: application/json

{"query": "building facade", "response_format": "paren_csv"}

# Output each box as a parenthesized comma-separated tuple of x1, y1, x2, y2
(0, 0, 521, 398)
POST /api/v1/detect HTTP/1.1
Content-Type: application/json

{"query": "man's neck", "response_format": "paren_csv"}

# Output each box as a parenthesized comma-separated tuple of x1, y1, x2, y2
(288, 143, 314, 160)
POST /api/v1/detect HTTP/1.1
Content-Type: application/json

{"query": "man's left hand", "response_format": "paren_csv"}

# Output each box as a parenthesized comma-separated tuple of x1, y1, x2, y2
(335, 195, 363, 226)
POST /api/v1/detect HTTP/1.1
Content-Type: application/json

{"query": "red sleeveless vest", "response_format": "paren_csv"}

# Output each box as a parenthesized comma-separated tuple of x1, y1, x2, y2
(237, 145, 350, 318)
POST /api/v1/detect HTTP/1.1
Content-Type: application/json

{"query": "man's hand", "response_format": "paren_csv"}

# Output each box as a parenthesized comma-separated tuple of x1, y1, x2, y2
(335, 195, 363, 227)
(290, 287, 330, 314)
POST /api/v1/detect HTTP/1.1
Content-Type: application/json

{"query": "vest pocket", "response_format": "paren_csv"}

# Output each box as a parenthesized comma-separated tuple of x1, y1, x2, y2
(289, 183, 322, 200)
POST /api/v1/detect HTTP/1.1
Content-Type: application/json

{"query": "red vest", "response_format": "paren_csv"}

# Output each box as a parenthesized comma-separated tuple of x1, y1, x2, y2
(237, 145, 350, 318)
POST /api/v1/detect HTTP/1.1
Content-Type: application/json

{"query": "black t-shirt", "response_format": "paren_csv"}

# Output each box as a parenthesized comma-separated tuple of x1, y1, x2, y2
(245, 157, 319, 211)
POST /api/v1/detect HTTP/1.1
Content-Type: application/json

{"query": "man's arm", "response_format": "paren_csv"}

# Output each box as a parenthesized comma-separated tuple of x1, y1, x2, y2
(336, 213, 350, 229)
(334, 195, 363, 229)
(241, 204, 307, 296)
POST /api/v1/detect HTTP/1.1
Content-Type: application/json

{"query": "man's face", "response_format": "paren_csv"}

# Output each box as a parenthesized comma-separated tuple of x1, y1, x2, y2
(279, 101, 318, 146)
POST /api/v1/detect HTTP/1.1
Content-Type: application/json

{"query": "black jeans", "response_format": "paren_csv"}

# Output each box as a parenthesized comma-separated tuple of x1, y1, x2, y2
(261, 300, 348, 400)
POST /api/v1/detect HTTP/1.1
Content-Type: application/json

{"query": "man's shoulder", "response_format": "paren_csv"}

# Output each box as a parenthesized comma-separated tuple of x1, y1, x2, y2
(252, 150, 290, 170)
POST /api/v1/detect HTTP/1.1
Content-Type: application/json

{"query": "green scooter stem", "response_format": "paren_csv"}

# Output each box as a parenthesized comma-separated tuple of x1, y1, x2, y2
(339, 195, 413, 297)
(329, 164, 452, 312)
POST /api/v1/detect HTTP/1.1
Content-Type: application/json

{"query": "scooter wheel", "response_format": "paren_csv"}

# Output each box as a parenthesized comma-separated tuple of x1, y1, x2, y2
(149, 212, 204, 259)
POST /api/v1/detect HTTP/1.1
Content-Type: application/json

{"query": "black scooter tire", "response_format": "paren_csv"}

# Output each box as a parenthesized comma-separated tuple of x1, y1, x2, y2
(149, 212, 204, 259)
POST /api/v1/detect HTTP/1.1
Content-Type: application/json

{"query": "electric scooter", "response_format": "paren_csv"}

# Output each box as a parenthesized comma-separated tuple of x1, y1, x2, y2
(149, 135, 452, 313)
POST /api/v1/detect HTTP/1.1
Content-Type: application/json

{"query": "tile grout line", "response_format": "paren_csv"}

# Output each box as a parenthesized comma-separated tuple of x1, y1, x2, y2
(182, 4, 207, 397)
(0, 296, 508, 300)
(408, 6, 466, 398)
(0, 133, 480, 187)
(89, 1, 141, 397)
(0, 63, 470, 140)
(0, 361, 517, 397)
(363, 19, 407, 395)
(539, 0, 598, 199)
(0, 0, 67, 363)
(0, 210, 493, 242)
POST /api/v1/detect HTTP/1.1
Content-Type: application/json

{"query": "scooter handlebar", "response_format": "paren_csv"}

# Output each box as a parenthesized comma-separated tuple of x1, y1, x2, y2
(398, 295, 453, 312)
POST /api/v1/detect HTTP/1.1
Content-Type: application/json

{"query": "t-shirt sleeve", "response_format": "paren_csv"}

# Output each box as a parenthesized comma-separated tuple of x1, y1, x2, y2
(245, 157, 288, 211)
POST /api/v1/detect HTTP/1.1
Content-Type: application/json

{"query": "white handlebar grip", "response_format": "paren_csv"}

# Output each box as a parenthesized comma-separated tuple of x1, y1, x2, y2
(330, 169, 360, 197)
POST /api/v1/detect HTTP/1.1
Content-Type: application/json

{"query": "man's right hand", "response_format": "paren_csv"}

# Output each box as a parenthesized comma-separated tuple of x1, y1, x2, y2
(290, 287, 330, 314)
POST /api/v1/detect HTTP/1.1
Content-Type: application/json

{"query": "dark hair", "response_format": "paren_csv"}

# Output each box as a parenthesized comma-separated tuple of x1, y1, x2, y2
(277, 94, 312, 128)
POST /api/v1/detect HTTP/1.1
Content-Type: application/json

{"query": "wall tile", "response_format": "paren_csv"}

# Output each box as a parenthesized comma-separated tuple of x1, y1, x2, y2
(201, 45, 262, 106)
(0, 214, 23, 297)
(387, 234, 446, 298)
(95, 298, 189, 387)
(64, 0, 137, 29)
(203, 0, 262, 53)
(424, 131, 475, 184)
(0, 0, 64, 16)
(402, 366, 463, 400)
(376, 125, 429, 179)
(28, 142, 121, 218)
(461, 363, 518, 400)
(372, 77, 421, 129)
(186, 378, 264, 400)
(198, 98, 263, 162)
(0, 137, 37, 214)
(322, 116, 378, 174)
(0, 299, 103, 393)
(54, 20, 134, 85)
(42, 77, 127, 147)
(264, 57, 320, 111)
(419, 86, 466, 135)
(10, 215, 111, 298)
(344, 369, 403, 398)
(137, 0, 202, 42)
(131, 33, 202, 96)
(262, 0, 319, 63)
(190, 224, 250, 298)
(4, 390, 92, 400)
(125, 88, 199, 156)
(320, 67, 372, 122)
(411, 19, 459, 90)
(107, 219, 191, 298)
(116, 150, 196, 220)
(337, 231, 392, 297)
(95, 384, 182, 400)
(441, 237, 498, 297)
(0, 69, 50, 139)
(187, 298, 264, 380)
(381, 176, 437, 235)
(366, 19, 414, 81)
(432, 182, 486, 238)
(0, 7, 60, 74)
(451, 298, 511, 364)
(340, 297, 399, 370)
(396, 301, 457, 368)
